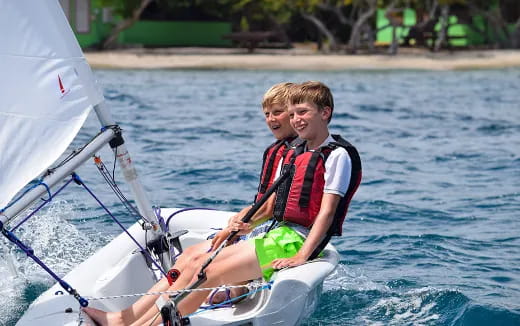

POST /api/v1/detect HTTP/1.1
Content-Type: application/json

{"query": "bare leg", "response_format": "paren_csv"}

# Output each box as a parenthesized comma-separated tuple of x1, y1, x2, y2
(179, 241, 262, 315)
(127, 256, 205, 326)
(84, 239, 213, 326)
(131, 241, 262, 325)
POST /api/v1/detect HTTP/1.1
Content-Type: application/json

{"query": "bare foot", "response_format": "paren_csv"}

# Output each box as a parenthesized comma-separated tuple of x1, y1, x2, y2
(206, 287, 248, 305)
(82, 307, 124, 326)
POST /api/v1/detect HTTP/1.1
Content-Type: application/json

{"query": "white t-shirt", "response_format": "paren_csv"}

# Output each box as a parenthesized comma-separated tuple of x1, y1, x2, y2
(275, 134, 352, 197)
(320, 135, 352, 197)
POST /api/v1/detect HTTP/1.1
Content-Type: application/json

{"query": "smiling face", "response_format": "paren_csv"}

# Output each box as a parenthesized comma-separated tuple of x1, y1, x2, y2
(288, 101, 331, 149)
(263, 104, 296, 140)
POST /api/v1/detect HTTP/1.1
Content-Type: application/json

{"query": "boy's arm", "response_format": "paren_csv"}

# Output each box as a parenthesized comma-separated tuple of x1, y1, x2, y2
(211, 194, 275, 250)
(228, 193, 275, 229)
(271, 193, 340, 268)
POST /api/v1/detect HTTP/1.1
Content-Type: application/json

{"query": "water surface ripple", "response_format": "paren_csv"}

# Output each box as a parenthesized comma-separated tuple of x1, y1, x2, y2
(2, 68, 519, 325)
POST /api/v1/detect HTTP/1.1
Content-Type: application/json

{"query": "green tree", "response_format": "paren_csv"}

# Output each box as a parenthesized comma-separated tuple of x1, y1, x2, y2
(202, 0, 295, 47)
(95, 0, 154, 49)
(465, 0, 520, 48)
(288, 0, 341, 52)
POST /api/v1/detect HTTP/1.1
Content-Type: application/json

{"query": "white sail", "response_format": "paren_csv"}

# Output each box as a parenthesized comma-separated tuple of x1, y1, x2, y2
(0, 0, 103, 208)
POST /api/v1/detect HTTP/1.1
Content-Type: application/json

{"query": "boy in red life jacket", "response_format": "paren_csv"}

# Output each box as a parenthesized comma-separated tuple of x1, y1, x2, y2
(265, 81, 362, 272)
(207, 82, 299, 302)
(83, 82, 300, 325)
(84, 81, 361, 325)
(210, 82, 299, 248)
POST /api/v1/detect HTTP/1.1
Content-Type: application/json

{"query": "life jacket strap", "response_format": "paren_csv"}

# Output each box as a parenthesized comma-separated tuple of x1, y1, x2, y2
(273, 163, 294, 221)
(273, 145, 302, 221)
(298, 150, 323, 208)
(259, 140, 285, 193)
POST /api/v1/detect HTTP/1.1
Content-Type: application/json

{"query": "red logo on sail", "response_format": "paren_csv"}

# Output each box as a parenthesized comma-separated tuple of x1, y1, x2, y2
(58, 74, 70, 97)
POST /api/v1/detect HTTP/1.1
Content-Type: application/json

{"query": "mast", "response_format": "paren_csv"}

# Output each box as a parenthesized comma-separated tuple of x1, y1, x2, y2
(93, 102, 161, 234)
(95, 102, 176, 270)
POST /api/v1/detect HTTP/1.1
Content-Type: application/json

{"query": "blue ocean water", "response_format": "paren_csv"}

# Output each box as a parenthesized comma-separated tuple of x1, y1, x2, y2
(1, 68, 519, 325)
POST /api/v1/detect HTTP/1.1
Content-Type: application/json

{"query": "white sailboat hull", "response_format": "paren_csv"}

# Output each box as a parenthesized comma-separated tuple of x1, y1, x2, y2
(16, 208, 339, 325)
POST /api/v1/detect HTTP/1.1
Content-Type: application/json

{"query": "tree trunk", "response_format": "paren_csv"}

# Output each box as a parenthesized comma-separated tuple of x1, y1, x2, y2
(484, 7, 510, 48)
(301, 12, 338, 52)
(388, 26, 399, 55)
(362, 22, 376, 53)
(101, 0, 152, 50)
(434, 5, 449, 52)
(511, 17, 520, 48)
(268, 15, 293, 49)
(316, 3, 348, 25)
(347, 0, 377, 54)
(384, 1, 402, 55)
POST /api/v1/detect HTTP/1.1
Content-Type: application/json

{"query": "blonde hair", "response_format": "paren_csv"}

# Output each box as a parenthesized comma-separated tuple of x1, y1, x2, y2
(289, 81, 334, 122)
(262, 82, 294, 109)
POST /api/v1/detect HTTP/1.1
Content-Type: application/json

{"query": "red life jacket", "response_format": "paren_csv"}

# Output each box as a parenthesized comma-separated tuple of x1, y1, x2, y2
(254, 136, 299, 203)
(273, 134, 362, 237)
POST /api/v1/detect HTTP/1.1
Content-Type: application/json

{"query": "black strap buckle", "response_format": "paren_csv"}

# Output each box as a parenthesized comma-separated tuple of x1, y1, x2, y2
(160, 301, 189, 326)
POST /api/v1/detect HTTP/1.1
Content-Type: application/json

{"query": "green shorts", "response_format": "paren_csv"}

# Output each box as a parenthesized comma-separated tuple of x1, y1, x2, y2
(248, 225, 305, 281)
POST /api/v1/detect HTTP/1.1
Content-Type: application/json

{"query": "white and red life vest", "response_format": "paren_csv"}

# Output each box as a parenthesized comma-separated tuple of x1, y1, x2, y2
(273, 134, 362, 237)
(254, 136, 299, 203)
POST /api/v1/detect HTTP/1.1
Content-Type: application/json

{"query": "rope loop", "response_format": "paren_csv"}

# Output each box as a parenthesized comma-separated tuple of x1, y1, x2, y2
(39, 180, 52, 202)
(85, 281, 273, 302)
(1, 179, 52, 213)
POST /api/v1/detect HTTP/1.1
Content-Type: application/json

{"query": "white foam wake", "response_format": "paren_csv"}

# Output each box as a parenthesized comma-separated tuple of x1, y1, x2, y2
(0, 200, 110, 325)
(365, 287, 442, 325)
(323, 264, 389, 292)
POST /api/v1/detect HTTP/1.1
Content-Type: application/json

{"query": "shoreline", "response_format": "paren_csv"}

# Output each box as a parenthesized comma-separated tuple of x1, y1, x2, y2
(84, 48, 520, 71)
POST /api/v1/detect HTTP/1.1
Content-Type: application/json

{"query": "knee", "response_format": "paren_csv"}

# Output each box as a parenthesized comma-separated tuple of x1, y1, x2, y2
(180, 246, 197, 261)
(202, 264, 225, 286)
(192, 252, 207, 265)
(180, 253, 205, 276)
(185, 255, 220, 281)
(187, 265, 223, 286)
(176, 246, 199, 268)
(179, 242, 210, 262)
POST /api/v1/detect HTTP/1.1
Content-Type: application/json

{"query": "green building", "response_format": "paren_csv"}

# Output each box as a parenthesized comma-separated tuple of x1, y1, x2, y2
(375, 8, 500, 47)
(58, 0, 231, 49)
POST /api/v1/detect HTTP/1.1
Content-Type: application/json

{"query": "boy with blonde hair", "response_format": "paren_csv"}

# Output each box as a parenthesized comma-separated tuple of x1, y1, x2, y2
(86, 81, 362, 325)
(84, 82, 300, 325)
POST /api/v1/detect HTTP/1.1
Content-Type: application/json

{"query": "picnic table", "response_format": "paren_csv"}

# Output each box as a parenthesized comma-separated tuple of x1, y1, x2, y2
(223, 31, 276, 53)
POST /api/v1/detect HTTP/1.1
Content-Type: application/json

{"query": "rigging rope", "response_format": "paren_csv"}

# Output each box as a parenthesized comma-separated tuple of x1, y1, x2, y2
(164, 207, 216, 232)
(47, 127, 110, 174)
(0, 126, 115, 215)
(94, 156, 146, 224)
(85, 281, 273, 301)
(73, 173, 167, 277)
(0, 179, 52, 214)
(94, 156, 173, 278)
(188, 282, 272, 316)
(9, 178, 74, 232)
(143, 282, 274, 325)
